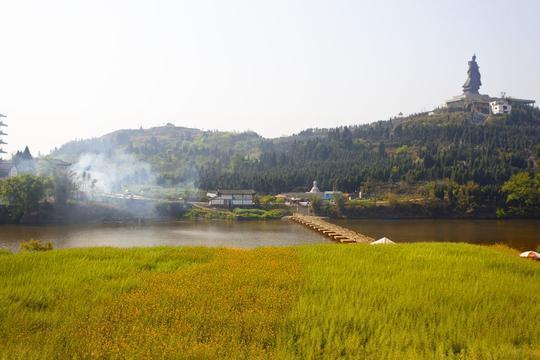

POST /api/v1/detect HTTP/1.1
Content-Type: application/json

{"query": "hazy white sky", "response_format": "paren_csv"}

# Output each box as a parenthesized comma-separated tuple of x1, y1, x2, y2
(1, 0, 539, 155)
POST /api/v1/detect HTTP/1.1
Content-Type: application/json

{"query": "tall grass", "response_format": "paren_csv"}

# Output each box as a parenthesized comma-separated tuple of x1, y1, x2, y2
(279, 243, 540, 359)
(0, 247, 301, 358)
(0, 244, 538, 358)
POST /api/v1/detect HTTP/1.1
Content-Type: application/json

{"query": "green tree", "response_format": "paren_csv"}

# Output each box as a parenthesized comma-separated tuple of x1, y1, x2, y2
(52, 169, 78, 206)
(453, 181, 480, 214)
(311, 197, 322, 215)
(0, 175, 50, 220)
(259, 195, 275, 206)
(335, 194, 346, 215)
(501, 172, 539, 209)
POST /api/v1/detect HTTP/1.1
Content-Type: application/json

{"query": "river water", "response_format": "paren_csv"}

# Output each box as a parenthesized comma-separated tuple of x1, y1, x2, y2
(0, 221, 327, 252)
(0, 219, 538, 252)
(332, 219, 540, 251)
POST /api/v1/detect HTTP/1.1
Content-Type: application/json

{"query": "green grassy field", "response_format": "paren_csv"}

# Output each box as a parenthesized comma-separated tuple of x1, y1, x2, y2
(0, 244, 538, 359)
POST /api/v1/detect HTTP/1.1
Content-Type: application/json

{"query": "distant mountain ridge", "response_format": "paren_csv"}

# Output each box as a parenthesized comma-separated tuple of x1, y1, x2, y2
(53, 106, 540, 193)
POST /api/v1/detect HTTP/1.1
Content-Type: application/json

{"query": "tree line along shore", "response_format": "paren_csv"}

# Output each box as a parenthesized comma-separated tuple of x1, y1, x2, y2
(1, 169, 539, 225)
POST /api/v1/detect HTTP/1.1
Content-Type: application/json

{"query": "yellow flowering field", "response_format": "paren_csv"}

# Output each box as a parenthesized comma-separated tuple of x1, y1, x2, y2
(0, 247, 301, 359)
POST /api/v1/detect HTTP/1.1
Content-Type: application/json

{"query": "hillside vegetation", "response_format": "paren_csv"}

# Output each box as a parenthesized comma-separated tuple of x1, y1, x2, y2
(50, 107, 540, 217)
(1, 244, 539, 359)
(53, 107, 540, 194)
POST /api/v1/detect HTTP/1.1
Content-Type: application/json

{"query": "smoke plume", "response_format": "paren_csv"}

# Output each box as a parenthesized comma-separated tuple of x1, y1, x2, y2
(71, 150, 155, 194)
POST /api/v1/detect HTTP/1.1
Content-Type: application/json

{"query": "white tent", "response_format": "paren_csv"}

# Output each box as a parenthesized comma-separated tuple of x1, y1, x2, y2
(519, 251, 540, 260)
(370, 237, 396, 245)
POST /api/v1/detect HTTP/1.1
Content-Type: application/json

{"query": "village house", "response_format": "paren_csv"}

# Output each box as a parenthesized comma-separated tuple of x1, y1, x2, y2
(208, 189, 256, 208)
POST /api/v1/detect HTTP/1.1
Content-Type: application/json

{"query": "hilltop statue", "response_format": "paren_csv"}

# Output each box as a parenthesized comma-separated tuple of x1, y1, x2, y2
(463, 55, 482, 94)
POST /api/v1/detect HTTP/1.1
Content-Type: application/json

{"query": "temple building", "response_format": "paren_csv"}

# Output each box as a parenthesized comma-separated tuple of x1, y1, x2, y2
(446, 55, 535, 117)
(10, 146, 36, 176)
(0, 113, 71, 179)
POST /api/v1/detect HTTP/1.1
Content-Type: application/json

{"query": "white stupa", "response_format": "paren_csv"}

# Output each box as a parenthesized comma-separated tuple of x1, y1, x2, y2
(309, 180, 321, 193)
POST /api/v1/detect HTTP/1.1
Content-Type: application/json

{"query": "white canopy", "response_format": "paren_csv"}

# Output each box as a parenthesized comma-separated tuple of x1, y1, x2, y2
(370, 237, 396, 245)
(519, 251, 540, 259)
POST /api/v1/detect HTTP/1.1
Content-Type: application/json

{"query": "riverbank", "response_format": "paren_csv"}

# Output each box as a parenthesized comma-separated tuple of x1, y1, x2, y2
(2, 200, 539, 227)
(0, 202, 293, 225)
(0, 202, 135, 225)
(184, 206, 291, 221)
(315, 199, 540, 220)
(1, 243, 538, 358)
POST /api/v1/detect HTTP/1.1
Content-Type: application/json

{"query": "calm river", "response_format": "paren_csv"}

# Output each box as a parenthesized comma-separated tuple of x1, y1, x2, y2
(0, 221, 326, 252)
(0, 219, 539, 252)
(333, 219, 540, 251)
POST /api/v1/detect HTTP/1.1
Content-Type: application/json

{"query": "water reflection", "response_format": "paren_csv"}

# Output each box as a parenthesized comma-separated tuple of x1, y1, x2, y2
(1, 219, 538, 252)
(0, 221, 328, 252)
(333, 219, 540, 251)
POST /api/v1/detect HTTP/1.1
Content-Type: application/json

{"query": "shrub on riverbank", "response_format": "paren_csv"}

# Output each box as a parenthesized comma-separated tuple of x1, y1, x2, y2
(154, 201, 189, 219)
(0, 244, 538, 358)
(184, 207, 291, 221)
(20, 239, 53, 252)
(316, 197, 508, 219)
(0, 175, 50, 222)
(233, 208, 291, 220)
(0, 201, 134, 225)
(184, 207, 235, 220)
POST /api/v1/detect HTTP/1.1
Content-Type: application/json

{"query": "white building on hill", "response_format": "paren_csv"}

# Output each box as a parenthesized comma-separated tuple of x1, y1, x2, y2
(490, 99, 511, 114)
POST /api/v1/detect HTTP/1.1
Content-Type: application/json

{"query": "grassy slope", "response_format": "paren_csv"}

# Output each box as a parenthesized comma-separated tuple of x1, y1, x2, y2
(0, 244, 539, 359)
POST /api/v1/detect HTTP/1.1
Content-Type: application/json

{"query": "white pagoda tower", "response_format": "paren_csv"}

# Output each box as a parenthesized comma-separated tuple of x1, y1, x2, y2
(0, 113, 6, 158)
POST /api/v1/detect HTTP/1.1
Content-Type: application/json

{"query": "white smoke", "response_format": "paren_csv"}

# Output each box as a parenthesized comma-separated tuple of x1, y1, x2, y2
(71, 150, 155, 194)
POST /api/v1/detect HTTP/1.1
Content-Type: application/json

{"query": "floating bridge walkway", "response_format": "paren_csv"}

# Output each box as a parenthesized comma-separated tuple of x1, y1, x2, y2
(289, 214, 374, 244)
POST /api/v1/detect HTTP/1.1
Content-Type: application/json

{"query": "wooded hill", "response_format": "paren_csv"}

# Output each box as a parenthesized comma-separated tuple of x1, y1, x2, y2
(53, 106, 540, 195)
